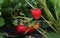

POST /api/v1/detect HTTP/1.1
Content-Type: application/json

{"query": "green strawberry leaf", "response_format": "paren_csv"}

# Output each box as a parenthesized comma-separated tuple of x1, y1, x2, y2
(1, 0, 11, 8)
(0, 17, 5, 27)
(0, 33, 5, 38)
(41, 22, 49, 28)
(0, 0, 4, 6)
(47, 32, 60, 38)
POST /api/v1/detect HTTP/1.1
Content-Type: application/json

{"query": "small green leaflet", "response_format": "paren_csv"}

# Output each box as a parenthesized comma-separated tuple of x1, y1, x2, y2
(0, 17, 5, 27)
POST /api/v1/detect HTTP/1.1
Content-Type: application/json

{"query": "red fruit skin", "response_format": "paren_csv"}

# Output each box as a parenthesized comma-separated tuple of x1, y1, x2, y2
(32, 8, 42, 20)
(35, 23, 41, 28)
(16, 24, 27, 34)
(28, 27, 35, 34)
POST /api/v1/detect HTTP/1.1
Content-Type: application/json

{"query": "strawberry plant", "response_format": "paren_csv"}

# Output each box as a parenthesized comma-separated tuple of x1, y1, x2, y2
(0, 0, 60, 38)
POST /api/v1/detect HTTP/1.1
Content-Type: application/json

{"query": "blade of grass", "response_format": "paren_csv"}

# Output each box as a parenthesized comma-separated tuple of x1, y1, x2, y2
(37, 0, 57, 25)
(41, 15, 58, 33)
(50, 0, 58, 20)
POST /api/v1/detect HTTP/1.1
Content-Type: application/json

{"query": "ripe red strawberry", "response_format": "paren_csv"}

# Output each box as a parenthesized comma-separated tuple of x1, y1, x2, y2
(32, 8, 42, 20)
(16, 24, 27, 35)
(27, 27, 35, 34)
(35, 23, 41, 28)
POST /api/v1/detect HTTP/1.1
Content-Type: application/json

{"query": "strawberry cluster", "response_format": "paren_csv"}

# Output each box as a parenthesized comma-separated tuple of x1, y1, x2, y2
(16, 23, 41, 35)
(16, 8, 42, 35)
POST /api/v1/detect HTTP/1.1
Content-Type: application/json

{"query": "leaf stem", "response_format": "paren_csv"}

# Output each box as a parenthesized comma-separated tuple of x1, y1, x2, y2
(25, 0, 35, 9)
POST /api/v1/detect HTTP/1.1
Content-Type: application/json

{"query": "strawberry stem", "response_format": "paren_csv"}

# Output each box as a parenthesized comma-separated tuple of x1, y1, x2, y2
(34, 27, 47, 38)
(25, 0, 35, 9)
